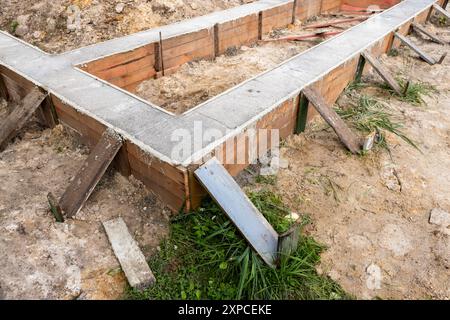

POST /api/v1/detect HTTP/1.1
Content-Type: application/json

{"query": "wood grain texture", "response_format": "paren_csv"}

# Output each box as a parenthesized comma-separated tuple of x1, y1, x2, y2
(195, 157, 279, 267)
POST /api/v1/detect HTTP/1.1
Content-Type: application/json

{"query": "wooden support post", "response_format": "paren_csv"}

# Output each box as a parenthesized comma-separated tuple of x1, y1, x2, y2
(195, 157, 279, 267)
(394, 32, 437, 65)
(258, 11, 263, 41)
(292, 0, 298, 24)
(444, 0, 449, 10)
(303, 87, 363, 154)
(411, 23, 445, 44)
(36, 95, 59, 129)
(103, 218, 156, 290)
(433, 3, 450, 20)
(0, 87, 47, 151)
(0, 74, 9, 101)
(58, 128, 123, 218)
(361, 50, 403, 95)
(295, 93, 309, 134)
(354, 54, 366, 83)
(159, 32, 165, 77)
(213, 23, 220, 58)
(278, 220, 302, 257)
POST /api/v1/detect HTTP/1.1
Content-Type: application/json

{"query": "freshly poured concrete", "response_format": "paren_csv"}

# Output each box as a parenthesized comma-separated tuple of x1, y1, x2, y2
(0, 0, 437, 167)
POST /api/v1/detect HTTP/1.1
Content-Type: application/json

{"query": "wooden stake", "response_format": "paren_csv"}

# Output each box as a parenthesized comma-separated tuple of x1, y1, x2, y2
(295, 93, 309, 134)
(361, 50, 403, 95)
(411, 23, 445, 45)
(303, 87, 363, 154)
(354, 54, 367, 83)
(394, 32, 436, 65)
(0, 74, 9, 101)
(0, 87, 47, 151)
(58, 128, 123, 218)
(159, 32, 165, 77)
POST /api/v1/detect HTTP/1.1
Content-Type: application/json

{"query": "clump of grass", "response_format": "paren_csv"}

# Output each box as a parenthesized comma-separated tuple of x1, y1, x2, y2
(255, 174, 277, 185)
(379, 79, 436, 106)
(10, 20, 19, 33)
(336, 94, 419, 150)
(388, 48, 399, 57)
(127, 191, 350, 300)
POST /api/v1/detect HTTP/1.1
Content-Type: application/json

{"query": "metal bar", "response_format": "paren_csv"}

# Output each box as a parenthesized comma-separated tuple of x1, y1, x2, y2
(394, 32, 436, 65)
(195, 157, 279, 267)
(361, 50, 403, 95)
(411, 22, 445, 44)
(354, 54, 367, 83)
(295, 93, 309, 134)
(303, 87, 363, 154)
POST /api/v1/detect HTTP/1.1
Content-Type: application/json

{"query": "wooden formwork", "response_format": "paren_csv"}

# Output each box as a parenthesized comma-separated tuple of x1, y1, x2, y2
(0, 0, 446, 213)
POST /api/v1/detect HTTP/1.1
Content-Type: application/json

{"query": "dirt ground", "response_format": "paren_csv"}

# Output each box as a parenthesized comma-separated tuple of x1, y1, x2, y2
(240, 24, 450, 299)
(0, 115, 172, 299)
(0, 0, 254, 53)
(136, 15, 362, 114)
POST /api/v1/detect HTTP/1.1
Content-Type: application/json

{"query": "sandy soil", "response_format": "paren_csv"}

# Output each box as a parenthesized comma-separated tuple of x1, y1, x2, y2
(136, 15, 363, 114)
(0, 120, 172, 299)
(240, 25, 450, 299)
(0, 0, 254, 53)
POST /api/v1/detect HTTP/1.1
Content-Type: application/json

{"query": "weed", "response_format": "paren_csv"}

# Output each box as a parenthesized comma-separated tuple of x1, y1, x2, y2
(379, 79, 435, 106)
(336, 94, 419, 150)
(438, 16, 447, 27)
(127, 191, 350, 300)
(10, 21, 19, 33)
(255, 175, 277, 185)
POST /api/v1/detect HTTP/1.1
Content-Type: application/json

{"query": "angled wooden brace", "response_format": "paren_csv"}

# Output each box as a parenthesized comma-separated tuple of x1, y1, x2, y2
(49, 128, 123, 219)
(0, 74, 9, 101)
(361, 50, 403, 96)
(302, 87, 364, 154)
(433, 3, 450, 20)
(0, 87, 47, 151)
(195, 157, 280, 267)
(411, 22, 446, 45)
(394, 32, 447, 65)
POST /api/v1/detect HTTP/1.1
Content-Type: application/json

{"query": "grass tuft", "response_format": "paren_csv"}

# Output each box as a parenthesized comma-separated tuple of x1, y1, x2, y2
(379, 79, 436, 106)
(127, 191, 350, 300)
(336, 94, 419, 150)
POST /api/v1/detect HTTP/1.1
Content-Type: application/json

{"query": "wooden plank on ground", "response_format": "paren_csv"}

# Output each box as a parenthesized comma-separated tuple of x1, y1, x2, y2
(59, 128, 123, 218)
(303, 87, 362, 154)
(0, 87, 46, 151)
(103, 217, 156, 290)
(394, 32, 436, 65)
(433, 3, 450, 19)
(361, 50, 403, 95)
(411, 23, 445, 44)
(194, 157, 279, 267)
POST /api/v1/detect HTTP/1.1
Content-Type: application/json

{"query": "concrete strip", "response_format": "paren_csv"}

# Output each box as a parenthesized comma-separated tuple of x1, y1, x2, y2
(103, 218, 156, 290)
(0, 0, 436, 167)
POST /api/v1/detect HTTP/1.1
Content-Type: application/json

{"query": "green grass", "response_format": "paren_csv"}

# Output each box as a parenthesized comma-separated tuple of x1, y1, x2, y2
(10, 21, 19, 33)
(126, 190, 350, 300)
(379, 79, 436, 106)
(336, 94, 419, 150)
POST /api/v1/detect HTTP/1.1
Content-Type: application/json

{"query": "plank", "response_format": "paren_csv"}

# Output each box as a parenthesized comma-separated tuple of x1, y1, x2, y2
(361, 50, 403, 95)
(194, 157, 279, 267)
(0, 87, 46, 151)
(394, 32, 436, 65)
(59, 128, 123, 218)
(103, 218, 156, 290)
(411, 23, 445, 44)
(303, 87, 363, 154)
(433, 3, 450, 19)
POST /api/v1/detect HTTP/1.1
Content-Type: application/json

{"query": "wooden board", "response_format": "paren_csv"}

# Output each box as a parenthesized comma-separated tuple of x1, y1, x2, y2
(103, 217, 156, 290)
(361, 50, 403, 95)
(394, 32, 436, 65)
(0, 74, 9, 100)
(59, 128, 123, 218)
(194, 157, 279, 267)
(0, 87, 46, 151)
(303, 86, 362, 154)
(411, 23, 445, 44)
